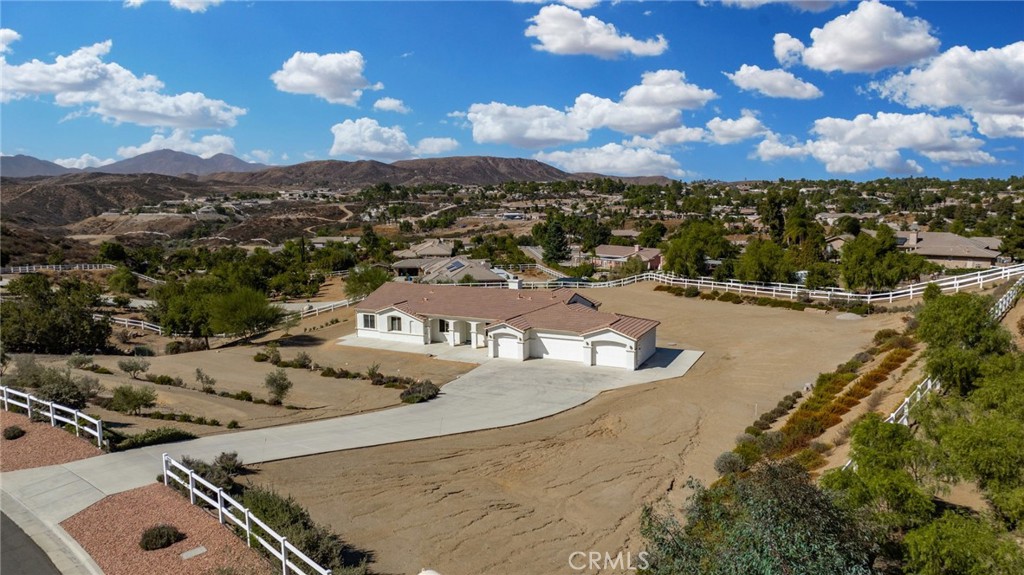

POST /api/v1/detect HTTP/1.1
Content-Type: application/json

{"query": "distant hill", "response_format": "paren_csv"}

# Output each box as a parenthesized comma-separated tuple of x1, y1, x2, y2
(205, 155, 677, 189)
(1, 150, 268, 178)
(91, 150, 267, 176)
(0, 155, 76, 178)
(0, 172, 208, 227)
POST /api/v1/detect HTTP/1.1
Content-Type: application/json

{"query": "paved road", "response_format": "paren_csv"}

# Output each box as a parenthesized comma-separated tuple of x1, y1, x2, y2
(0, 345, 700, 572)
(1, 512, 61, 575)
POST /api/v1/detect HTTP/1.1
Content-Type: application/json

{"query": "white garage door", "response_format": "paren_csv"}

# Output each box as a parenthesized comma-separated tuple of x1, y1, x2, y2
(593, 341, 629, 368)
(495, 334, 520, 359)
(532, 333, 580, 362)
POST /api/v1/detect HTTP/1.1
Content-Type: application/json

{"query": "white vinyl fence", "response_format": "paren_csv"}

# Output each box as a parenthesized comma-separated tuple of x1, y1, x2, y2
(1, 385, 104, 448)
(843, 272, 1024, 470)
(92, 313, 164, 334)
(1, 263, 164, 284)
(161, 454, 332, 575)
(513, 264, 1024, 304)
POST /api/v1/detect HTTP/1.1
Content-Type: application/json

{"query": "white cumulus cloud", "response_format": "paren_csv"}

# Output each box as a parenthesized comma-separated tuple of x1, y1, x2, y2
(53, 153, 116, 169)
(525, 4, 668, 59)
(706, 110, 769, 144)
(1, 39, 245, 129)
(514, 0, 601, 9)
(117, 129, 236, 159)
(0, 28, 21, 53)
(124, 0, 223, 12)
(467, 102, 588, 148)
(329, 118, 457, 160)
(271, 51, 382, 106)
(535, 143, 684, 177)
(753, 111, 996, 173)
(627, 125, 708, 150)
(373, 97, 411, 114)
(874, 42, 1024, 138)
(247, 149, 274, 164)
(773, 33, 806, 68)
(797, 1, 940, 73)
(725, 64, 822, 99)
(721, 0, 845, 12)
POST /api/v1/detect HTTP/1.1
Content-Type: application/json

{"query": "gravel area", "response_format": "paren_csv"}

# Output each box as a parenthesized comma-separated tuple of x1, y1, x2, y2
(61, 483, 273, 575)
(0, 410, 103, 472)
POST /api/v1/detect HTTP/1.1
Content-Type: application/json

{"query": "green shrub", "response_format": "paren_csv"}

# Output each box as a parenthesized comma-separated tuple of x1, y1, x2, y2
(110, 385, 157, 415)
(718, 292, 743, 304)
(67, 353, 94, 369)
(139, 524, 185, 551)
(744, 426, 763, 436)
(265, 369, 292, 405)
(117, 358, 150, 379)
(253, 353, 269, 363)
(112, 427, 196, 451)
(400, 381, 440, 403)
(320, 367, 337, 377)
(145, 374, 184, 387)
(873, 329, 900, 345)
(133, 345, 156, 357)
(714, 451, 747, 475)
(3, 425, 26, 440)
(292, 352, 312, 369)
(684, 286, 700, 298)
(227, 420, 240, 429)
(88, 365, 114, 375)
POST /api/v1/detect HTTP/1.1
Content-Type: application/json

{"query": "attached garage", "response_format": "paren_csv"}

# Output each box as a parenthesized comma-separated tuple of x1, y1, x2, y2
(492, 332, 523, 360)
(530, 331, 581, 362)
(592, 340, 629, 368)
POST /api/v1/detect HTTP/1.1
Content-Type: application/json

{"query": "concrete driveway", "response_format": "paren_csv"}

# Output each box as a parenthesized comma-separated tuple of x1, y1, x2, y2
(0, 345, 701, 572)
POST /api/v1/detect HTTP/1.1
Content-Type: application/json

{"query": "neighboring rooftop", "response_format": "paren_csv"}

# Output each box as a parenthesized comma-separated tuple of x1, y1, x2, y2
(592, 244, 661, 262)
(393, 238, 455, 259)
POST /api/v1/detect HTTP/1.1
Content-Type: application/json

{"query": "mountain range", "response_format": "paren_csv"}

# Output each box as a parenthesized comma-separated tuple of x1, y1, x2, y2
(1, 150, 674, 187)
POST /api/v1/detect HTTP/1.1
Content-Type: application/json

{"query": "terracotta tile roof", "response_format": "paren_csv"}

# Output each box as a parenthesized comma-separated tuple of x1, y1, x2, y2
(592, 244, 661, 262)
(355, 283, 655, 340)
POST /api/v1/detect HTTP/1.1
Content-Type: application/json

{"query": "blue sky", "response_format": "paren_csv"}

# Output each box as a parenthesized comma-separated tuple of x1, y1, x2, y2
(1, 1, 1022, 180)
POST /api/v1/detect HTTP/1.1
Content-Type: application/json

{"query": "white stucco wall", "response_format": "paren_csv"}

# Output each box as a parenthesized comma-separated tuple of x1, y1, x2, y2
(634, 328, 657, 369)
(357, 309, 426, 345)
(529, 330, 584, 362)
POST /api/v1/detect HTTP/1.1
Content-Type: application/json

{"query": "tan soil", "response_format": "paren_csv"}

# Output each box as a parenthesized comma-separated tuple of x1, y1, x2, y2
(251, 283, 904, 575)
(62, 483, 272, 575)
(0, 410, 103, 472)
(1003, 298, 1024, 350)
(53, 308, 475, 436)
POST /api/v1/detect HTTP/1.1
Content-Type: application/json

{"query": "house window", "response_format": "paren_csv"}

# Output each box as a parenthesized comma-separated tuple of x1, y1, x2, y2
(389, 316, 402, 332)
(439, 319, 450, 333)
(362, 314, 376, 329)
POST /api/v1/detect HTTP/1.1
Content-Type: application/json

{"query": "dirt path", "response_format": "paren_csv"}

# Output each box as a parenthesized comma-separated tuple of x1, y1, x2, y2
(252, 283, 904, 575)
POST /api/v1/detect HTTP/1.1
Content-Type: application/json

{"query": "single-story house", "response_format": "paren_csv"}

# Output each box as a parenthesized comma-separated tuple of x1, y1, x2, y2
(392, 238, 455, 259)
(355, 283, 659, 370)
(589, 245, 663, 271)
(392, 256, 508, 284)
(310, 236, 359, 250)
(897, 231, 1001, 269)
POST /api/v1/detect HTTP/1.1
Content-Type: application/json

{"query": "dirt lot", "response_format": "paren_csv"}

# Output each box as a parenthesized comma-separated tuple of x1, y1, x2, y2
(250, 283, 903, 575)
(1004, 298, 1024, 350)
(55, 309, 475, 436)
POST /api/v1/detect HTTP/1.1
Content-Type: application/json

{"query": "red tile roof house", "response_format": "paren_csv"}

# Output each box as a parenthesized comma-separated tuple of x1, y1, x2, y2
(588, 245, 663, 271)
(355, 283, 660, 370)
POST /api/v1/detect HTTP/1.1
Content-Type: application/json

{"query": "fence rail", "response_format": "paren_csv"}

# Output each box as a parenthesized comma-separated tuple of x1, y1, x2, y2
(510, 264, 1024, 304)
(162, 454, 331, 575)
(0, 386, 104, 448)
(1, 263, 165, 284)
(296, 297, 363, 319)
(92, 314, 164, 334)
(843, 271, 1024, 470)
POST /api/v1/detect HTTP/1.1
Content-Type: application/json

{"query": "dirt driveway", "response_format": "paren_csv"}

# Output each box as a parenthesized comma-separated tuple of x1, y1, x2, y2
(252, 283, 904, 575)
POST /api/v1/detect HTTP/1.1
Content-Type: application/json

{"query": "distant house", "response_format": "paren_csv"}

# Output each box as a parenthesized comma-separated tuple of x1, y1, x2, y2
(896, 231, 1001, 269)
(589, 245, 663, 271)
(392, 256, 508, 284)
(610, 229, 641, 239)
(355, 283, 659, 370)
(392, 238, 455, 259)
(310, 236, 359, 250)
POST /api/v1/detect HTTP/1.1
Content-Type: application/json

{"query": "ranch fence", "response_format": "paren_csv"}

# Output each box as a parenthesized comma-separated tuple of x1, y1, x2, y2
(843, 272, 1024, 469)
(0, 385, 104, 448)
(1, 263, 164, 284)
(161, 454, 332, 575)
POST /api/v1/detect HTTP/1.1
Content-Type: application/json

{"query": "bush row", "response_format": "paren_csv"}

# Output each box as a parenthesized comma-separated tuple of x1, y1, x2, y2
(746, 390, 804, 433)
(164, 339, 208, 355)
(140, 411, 222, 426)
(144, 373, 185, 387)
(302, 317, 341, 333)
(654, 284, 879, 315)
(107, 426, 197, 452)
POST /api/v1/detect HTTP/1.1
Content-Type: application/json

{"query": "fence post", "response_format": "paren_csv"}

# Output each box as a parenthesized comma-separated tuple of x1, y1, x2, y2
(74, 411, 81, 437)
(188, 470, 196, 504)
(217, 489, 224, 524)
(2, 386, 7, 411)
(281, 536, 288, 575)
(49, 401, 56, 426)
(162, 454, 169, 486)
(96, 419, 104, 449)
(26, 395, 33, 419)
(245, 509, 252, 547)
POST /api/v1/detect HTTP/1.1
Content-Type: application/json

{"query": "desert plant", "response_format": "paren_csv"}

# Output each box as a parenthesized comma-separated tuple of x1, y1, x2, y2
(110, 385, 157, 415)
(111, 427, 196, 451)
(213, 451, 245, 475)
(293, 352, 312, 369)
(3, 425, 26, 440)
(67, 353, 94, 369)
(714, 451, 747, 475)
(195, 368, 216, 391)
(264, 369, 292, 405)
(227, 420, 240, 429)
(139, 524, 185, 550)
(117, 358, 150, 380)
(263, 343, 281, 365)
(400, 381, 440, 403)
